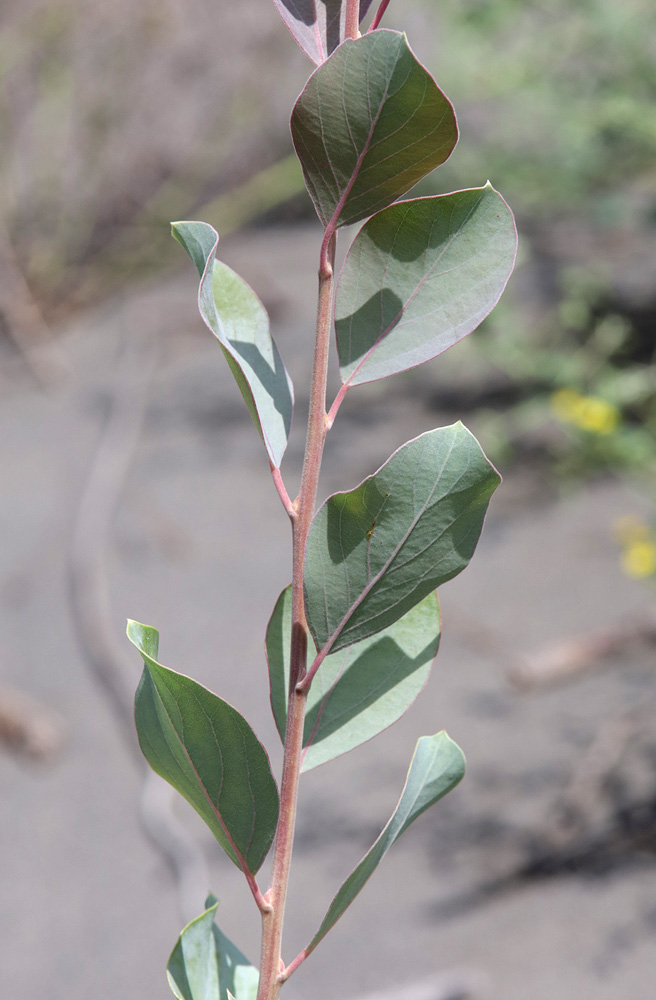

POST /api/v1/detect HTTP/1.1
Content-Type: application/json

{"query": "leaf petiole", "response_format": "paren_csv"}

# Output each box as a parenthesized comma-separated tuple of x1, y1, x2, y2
(369, 0, 391, 32)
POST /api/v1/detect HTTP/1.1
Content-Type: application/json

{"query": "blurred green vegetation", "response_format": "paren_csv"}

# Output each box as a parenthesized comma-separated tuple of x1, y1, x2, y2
(470, 270, 656, 482)
(422, 0, 656, 220)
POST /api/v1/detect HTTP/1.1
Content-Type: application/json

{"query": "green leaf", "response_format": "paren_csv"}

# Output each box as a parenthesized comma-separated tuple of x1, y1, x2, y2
(336, 185, 518, 386)
(271, 0, 374, 65)
(267, 586, 440, 771)
(291, 31, 457, 229)
(129, 621, 279, 875)
(206, 895, 259, 1000)
(172, 221, 293, 468)
(167, 901, 219, 1000)
(167, 896, 259, 1000)
(304, 423, 500, 654)
(306, 732, 465, 953)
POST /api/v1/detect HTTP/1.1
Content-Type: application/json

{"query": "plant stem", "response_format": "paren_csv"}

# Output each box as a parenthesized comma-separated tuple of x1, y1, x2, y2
(326, 381, 350, 430)
(369, 0, 391, 32)
(270, 464, 296, 520)
(345, 0, 361, 40)
(256, 232, 337, 1000)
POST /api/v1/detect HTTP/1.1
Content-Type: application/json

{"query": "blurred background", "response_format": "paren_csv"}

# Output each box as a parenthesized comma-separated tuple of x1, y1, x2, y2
(1, 1, 655, 999)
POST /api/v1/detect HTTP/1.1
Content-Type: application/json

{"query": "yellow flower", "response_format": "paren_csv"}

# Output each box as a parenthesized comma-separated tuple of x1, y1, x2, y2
(622, 541, 656, 578)
(550, 388, 620, 435)
(575, 397, 620, 435)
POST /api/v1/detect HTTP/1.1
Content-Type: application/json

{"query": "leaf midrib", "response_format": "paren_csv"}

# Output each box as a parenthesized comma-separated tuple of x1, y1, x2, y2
(309, 429, 463, 655)
(341, 191, 485, 384)
(150, 669, 257, 875)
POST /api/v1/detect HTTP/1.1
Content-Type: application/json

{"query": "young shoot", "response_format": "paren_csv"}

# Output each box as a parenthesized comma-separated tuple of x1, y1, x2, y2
(128, 4, 517, 1000)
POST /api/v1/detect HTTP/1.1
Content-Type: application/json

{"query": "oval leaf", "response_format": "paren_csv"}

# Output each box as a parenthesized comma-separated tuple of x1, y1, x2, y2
(304, 423, 500, 654)
(291, 31, 457, 229)
(167, 896, 259, 1000)
(336, 185, 518, 386)
(305, 732, 465, 953)
(271, 0, 374, 65)
(267, 586, 440, 770)
(129, 620, 279, 875)
(172, 221, 293, 469)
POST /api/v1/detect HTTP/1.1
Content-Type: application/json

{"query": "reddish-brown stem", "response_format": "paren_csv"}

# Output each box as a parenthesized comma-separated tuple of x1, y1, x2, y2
(296, 644, 329, 696)
(256, 232, 337, 1000)
(326, 380, 350, 430)
(247, 873, 273, 914)
(279, 948, 309, 984)
(270, 464, 296, 521)
(369, 0, 391, 32)
(345, 0, 361, 40)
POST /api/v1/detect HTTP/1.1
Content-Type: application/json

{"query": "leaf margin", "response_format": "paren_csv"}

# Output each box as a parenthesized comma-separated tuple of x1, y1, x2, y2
(290, 29, 459, 230)
(172, 219, 294, 469)
(305, 730, 466, 954)
(266, 585, 441, 771)
(303, 422, 501, 655)
(335, 182, 519, 387)
(129, 619, 279, 876)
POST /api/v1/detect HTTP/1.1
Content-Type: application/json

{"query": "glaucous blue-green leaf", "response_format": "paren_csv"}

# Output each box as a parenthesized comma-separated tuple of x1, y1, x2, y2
(207, 895, 259, 1000)
(129, 621, 279, 875)
(271, 0, 374, 65)
(306, 732, 465, 953)
(167, 900, 219, 1000)
(267, 586, 440, 770)
(167, 896, 259, 1000)
(291, 31, 457, 229)
(304, 423, 500, 654)
(336, 185, 518, 386)
(172, 221, 293, 468)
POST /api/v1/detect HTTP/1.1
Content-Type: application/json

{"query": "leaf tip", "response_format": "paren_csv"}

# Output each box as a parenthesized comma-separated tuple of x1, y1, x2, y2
(170, 220, 189, 247)
(171, 220, 219, 277)
(127, 619, 160, 661)
(438, 730, 467, 770)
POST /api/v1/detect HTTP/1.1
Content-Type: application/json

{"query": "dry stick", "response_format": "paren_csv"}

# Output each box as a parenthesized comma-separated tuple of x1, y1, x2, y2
(68, 321, 209, 923)
(543, 704, 650, 850)
(69, 337, 154, 742)
(510, 616, 656, 689)
(257, 232, 337, 1000)
(0, 222, 65, 386)
(0, 683, 64, 760)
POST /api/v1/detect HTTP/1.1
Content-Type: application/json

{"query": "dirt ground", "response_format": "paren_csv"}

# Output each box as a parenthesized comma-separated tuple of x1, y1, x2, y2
(2, 224, 655, 1000)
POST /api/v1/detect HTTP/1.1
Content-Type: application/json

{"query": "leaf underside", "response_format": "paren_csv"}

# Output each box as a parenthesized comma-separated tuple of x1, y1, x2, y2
(130, 620, 279, 875)
(167, 902, 219, 1000)
(267, 586, 440, 770)
(167, 896, 259, 1000)
(271, 0, 374, 65)
(336, 185, 518, 386)
(306, 731, 465, 953)
(291, 30, 458, 229)
(172, 220, 293, 469)
(304, 422, 501, 655)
